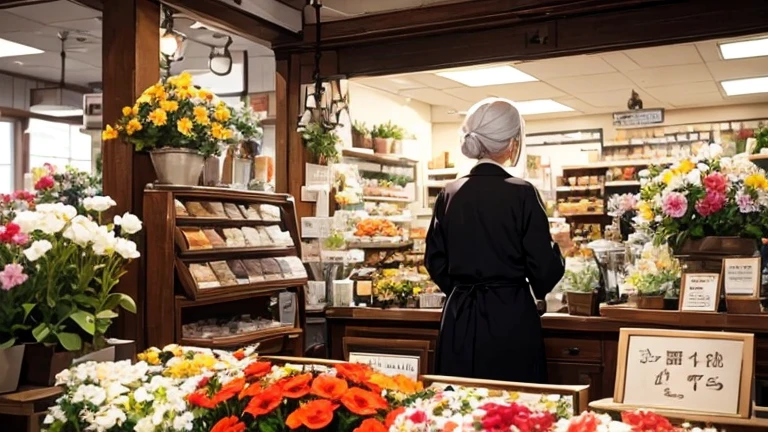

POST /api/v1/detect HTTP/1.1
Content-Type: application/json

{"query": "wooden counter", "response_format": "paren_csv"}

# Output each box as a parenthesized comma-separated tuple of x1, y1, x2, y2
(324, 307, 768, 403)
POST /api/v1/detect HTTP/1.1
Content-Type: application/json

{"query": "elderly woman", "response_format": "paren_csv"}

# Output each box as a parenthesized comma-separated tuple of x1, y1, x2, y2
(425, 98, 565, 383)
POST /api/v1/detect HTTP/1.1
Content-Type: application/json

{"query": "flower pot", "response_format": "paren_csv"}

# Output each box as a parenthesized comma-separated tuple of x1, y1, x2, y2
(405, 297, 419, 309)
(352, 132, 371, 149)
(675, 236, 758, 273)
(150, 148, 205, 185)
(663, 297, 680, 310)
(21, 344, 74, 387)
(0, 345, 25, 394)
(390, 139, 403, 155)
(566, 291, 599, 316)
(636, 295, 665, 310)
(373, 137, 393, 154)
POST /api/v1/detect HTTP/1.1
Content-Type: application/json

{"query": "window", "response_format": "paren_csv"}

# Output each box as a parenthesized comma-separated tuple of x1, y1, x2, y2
(28, 119, 92, 173)
(0, 121, 12, 193)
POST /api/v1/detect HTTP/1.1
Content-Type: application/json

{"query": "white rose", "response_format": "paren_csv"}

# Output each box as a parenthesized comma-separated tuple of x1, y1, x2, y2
(115, 238, 140, 259)
(92, 227, 117, 256)
(23, 240, 53, 262)
(106, 382, 129, 400)
(83, 196, 117, 212)
(114, 212, 143, 235)
(685, 169, 702, 186)
(709, 143, 724, 159)
(13, 211, 42, 234)
(697, 163, 709, 173)
(63, 216, 97, 246)
(38, 213, 66, 235)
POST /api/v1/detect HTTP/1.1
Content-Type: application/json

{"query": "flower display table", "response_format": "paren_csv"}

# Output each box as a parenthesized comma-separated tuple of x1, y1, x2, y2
(0, 386, 62, 432)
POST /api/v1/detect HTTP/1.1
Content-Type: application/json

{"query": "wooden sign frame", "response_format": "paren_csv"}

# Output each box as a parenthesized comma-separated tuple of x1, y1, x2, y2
(614, 328, 754, 419)
(679, 272, 721, 312)
(721, 257, 762, 314)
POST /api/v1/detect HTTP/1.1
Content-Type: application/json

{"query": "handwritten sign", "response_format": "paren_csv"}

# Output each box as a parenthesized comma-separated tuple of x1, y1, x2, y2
(615, 328, 754, 417)
(612, 108, 665, 127)
(680, 273, 720, 312)
(723, 257, 760, 297)
(349, 353, 420, 380)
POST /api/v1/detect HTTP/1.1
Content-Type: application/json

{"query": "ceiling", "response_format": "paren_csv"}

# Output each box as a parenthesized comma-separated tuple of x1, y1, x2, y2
(0, 0, 273, 88)
(276, 0, 468, 22)
(355, 33, 768, 123)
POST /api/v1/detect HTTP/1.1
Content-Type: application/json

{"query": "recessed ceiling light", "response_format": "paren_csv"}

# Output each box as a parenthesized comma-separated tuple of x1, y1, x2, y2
(719, 37, 768, 60)
(514, 99, 574, 115)
(0, 38, 43, 58)
(721, 76, 768, 96)
(435, 65, 537, 87)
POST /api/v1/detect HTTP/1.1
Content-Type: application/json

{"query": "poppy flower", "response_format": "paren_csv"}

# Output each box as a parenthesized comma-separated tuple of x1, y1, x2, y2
(244, 361, 272, 378)
(310, 374, 348, 400)
(244, 385, 283, 418)
(212, 377, 245, 404)
(238, 383, 262, 400)
(186, 390, 215, 409)
(285, 399, 339, 430)
(211, 416, 246, 432)
(340, 387, 388, 416)
(354, 418, 387, 432)
(334, 363, 373, 384)
(385, 407, 405, 428)
(280, 373, 312, 398)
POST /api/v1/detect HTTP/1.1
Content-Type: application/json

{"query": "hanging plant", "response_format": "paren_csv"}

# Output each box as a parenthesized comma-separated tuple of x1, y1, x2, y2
(300, 122, 340, 165)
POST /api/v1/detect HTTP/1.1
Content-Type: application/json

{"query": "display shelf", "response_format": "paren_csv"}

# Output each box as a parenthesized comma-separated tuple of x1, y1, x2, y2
(175, 217, 280, 227)
(556, 185, 602, 192)
(427, 168, 459, 176)
(362, 195, 413, 203)
(181, 326, 302, 349)
(561, 212, 607, 217)
(562, 159, 673, 170)
(605, 180, 641, 187)
(426, 180, 451, 188)
(346, 240, 414, 250)
(342, 148, 419, 167)
(177, 246, 298, 260)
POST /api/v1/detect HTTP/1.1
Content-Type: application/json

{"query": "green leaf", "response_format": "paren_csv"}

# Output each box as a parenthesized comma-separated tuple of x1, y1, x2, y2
(101, 293, 123, 311)
(117, 294, 136, 313)
(96, 310, 118, 319)
(22, 303, 36, 321)
(32, 323, 51, 342)
(56, 332, 82, 352)
(72, 295, 100, 309)
(0, 338, 16, 350)
(70, 310, 96, 335)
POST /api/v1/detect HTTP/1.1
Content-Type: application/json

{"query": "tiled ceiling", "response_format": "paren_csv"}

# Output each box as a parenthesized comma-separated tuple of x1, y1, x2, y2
(355, 34, 768, 123)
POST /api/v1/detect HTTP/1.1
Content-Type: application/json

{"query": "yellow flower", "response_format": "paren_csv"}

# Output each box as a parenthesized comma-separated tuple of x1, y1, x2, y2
(198, 89, 214, 102)
(131, 105, 139, 116)
(177, 117, 193, 136)
(661, 170, 673, 185)
(148, 108, 168, 126)
(678, 159, 695, 174)
(121, 106, 132, 117)
(745, 173, 768, 190)
(214, 106, 231, 122)
(176, 87, 191, 99)
(160, 100, 179, 112)
(126, 118, 143, 136)
(193, 106, 210, 125)
(137, 94, 152, 104)
(211, 122, 232, 140)
(173, 72, 193, 88)
(102, 124, 118, 141)
(638, 201, 654, 221)
(137, 348, 161, 365)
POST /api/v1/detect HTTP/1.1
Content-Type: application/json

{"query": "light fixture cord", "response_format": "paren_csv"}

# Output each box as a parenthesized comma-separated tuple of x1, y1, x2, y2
(312, 0, 324, 112)
(58, 31, 68, 86)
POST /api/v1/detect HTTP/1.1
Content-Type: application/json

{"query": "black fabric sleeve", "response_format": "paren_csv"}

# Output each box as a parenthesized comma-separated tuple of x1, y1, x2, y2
(425, 191, 452, 295)
(521, 185, 565, 299)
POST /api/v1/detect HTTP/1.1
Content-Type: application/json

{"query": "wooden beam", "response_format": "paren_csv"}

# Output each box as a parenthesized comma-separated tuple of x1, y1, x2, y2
(0, 0, 53, 8)
(68, 0, 102, 11)
(0, 70, 91, 94)
(161, 0, 301, 46)
(0, 107, 81, 124)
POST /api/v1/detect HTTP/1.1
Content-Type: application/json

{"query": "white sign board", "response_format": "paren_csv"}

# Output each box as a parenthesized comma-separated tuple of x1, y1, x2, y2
(616, 328, 754, 417)
(680, 273, 721, 312)
(349, 352, 420, 380)
(723, 257, 761, 297)
(612, 108, 665, 127)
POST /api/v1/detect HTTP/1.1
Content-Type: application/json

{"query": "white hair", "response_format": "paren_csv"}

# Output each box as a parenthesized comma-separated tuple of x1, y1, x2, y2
(460, 97, 525, 160)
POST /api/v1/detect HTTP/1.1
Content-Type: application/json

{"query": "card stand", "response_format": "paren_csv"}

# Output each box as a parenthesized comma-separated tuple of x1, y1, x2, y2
(181, 327, 303, 349)
(726, 297, 763, 314)
(174, 227, 296, 257)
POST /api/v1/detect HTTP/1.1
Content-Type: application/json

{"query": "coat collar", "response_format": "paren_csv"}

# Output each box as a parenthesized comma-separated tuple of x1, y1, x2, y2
(470, 160, 513, 177)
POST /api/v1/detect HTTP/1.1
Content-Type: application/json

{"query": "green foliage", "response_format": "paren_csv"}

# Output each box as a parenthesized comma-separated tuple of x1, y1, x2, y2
(562, 262, 600, 293)
(352, 121, 369, 136)
(301, 122, 340, 165)
(753, 123, 768, 154)
(371, 121, 405, 140)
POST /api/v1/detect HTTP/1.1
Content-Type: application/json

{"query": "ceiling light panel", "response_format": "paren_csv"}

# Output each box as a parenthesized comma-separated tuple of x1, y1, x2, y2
(719, 37, 768, 60)
(514, 99, 574, 115)
(0, 38, 43, 58)
(721, 76, 768, 96)
(435, 66, 538, 87)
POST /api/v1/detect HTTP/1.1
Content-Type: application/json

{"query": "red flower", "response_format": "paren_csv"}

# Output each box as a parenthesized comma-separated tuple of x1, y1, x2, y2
(311, 374, 348, 400)
(0, 223, 20, 244)
(244, 361, 272, 378)
(285, 399, 339, 430)
(354, 418, 387, 432)
(34, 175, 54, 191)
(703, 172, 727, 194)
(409, 410, 427, 424)
(385, 407, 406, 428)
(695, 191, 726, 216)
(211, 416, 246, 432)
(232, 349, 245, 360)
(280, 373, 312, 398)
(212, 377, 245, 405)
(334, 363, 373, 384)
(565, 412, 601, 432)
(197, 376, 210, 389)
(239, 383, 262, 400)
(243, 385, 283, 418)
(186, 390, 215, 409)
(340, 387, 388, 416)
(621, 410, 675, 432)
(479, 402, 554, 432)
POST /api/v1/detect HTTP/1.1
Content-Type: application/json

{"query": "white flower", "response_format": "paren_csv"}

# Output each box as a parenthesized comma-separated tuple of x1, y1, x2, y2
(36, 203, 77, 221)
(106, 382, 129, 400)
(114, 212, 143, 235)
(39, 213, 67, 234)
(91, 226, 118, 256)
(23, 240, 52, 262)
(709, 143, 723, 159)
(172, 412, 194, 431)
(72, 384, 107, 406)
(685, 169, 701, 186)
(697, 163, 709, 173)
(115, 238, 140, 259)
(93, 407, 126, 430)
(83, 196, 117, 212)
(13, 211, 42, 234)
(63, 215, 99, 246)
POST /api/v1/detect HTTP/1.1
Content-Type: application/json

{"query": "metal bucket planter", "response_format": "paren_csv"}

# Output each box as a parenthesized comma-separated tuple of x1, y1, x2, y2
(150, 148, 205, 185)
(0, 345, 25, 393)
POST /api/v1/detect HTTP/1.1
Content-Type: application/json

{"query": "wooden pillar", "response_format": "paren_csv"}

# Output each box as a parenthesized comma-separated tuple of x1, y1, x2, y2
(102, 0, 159, 349)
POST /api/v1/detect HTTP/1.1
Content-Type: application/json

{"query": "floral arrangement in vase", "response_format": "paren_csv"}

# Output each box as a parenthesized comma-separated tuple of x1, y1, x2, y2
(634, 144, 768, 248)
(32, 164, 102, 213)
(620, 242, 681, 299)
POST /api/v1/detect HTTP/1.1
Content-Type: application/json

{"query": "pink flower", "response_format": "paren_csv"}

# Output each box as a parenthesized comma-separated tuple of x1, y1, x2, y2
(0, 263, 27, 290)
(736, 191, 759, 213)
(408, 411, 427, 424)
(0, 223, 21, 244)
(662, 192, 688, 218)
(695, 191, 726, 216)
(11, 232, 28, 245)
(34, 175, 54, 191)
(703, 172, 727, 194)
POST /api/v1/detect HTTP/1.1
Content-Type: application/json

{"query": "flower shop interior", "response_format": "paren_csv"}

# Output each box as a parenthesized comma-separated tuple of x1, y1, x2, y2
(1, 0, 768, 431)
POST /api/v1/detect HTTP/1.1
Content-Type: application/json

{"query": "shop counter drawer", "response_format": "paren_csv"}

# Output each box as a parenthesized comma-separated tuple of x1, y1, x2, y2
(544, 337, 602, 363)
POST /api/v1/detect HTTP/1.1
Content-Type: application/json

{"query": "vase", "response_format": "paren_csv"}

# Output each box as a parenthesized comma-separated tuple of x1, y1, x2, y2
(373, 137, 393, 154)
(566, 291, 599, 316)
(0, 345, 25, 393)
(636, 295, 665, 310)
(150, 148, 205, 185)
(21, 344, 74, 386)
(675, 236, 759, 273)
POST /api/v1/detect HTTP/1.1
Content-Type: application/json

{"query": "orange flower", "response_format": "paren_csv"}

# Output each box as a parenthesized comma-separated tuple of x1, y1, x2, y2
(280, 373, 312, 398)
(211, 416, 246, 432)
(311, 374, 348, 400)
(243, 385, 283, 418)
(286, 399, 339, 430)
(340, 387, 388, 416)
(212, 377, 245, 405)
(186, 390, 215, 409)
(393, 374, 423, 394)
(367, 373, 396, 392)
(232, 349, 245, 360)
(244, 361, 272, 378)
(238, 383, 262, 400)
(385, 407, 405, 428)
(335, 363, 373, 384)
(354, 418, 387, 432)
(443, 421, 459, 432)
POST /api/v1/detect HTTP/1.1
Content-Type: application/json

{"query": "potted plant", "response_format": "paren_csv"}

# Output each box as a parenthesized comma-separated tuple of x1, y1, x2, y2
(352, 121, 371, 149)
(562, 259, 601, 316)
(621, 243, 681, 310)
(371, 121, 404, 154)
(102, 72, 236, 185)
(300, 121, 340, 166)
(747, 123, 768, 169)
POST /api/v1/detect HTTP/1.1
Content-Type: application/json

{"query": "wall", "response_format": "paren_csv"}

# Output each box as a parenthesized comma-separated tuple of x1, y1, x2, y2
(433, 102, 768, 177)
(0, 73, 50, 111)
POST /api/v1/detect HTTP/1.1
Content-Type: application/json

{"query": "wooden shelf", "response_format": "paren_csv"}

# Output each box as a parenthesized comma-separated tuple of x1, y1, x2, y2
(346, 240, 414, 249)
(178, 246, 297, 260)
(363, 195, 413, 203)
(561, 212, 608, 217)
(605, 180, 640, 187)
(556, 185, 602, 192)
(176, 217, 280, 227)
(599, 306, 768, 331)
(427, 168, 459, 176)
(342, 148, 419, 167)
(562, 158, 674, 170)
(181, 326, 302, 348)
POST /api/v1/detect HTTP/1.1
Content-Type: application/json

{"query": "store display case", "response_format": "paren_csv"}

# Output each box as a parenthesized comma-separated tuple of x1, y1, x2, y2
(144, 186, 307, 355)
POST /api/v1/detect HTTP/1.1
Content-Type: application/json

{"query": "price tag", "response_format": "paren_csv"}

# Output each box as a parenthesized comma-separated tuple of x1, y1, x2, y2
(723, 257, 760, 297)
(680, 273, 720, 312)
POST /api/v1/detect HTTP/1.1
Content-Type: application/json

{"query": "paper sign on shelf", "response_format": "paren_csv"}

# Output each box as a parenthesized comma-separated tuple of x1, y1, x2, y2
(723, 257, 761, 297)
(301, 217, 333, 239)
(680, 273, 720, 312)
(349, 352, 420, 381)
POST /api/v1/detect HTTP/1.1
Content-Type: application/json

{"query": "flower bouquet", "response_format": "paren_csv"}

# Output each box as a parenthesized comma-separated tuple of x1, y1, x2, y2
(102, 72, 237, 185)
(620, 242, 680, 309)
(607, 193, 637, 240)
(33, 164, 102, 214)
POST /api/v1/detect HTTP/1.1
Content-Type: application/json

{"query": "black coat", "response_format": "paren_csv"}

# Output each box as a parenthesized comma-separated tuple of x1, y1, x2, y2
(425, 162, 565, 383)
